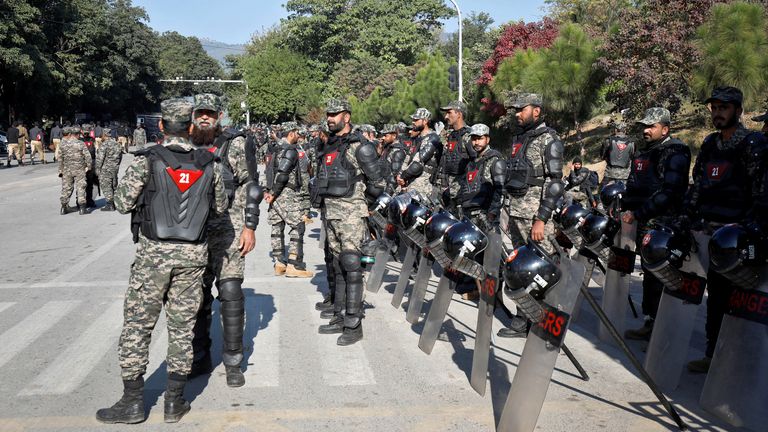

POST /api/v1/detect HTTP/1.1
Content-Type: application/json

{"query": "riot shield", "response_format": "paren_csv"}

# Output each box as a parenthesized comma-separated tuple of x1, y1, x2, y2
(644, 231, 709, 392)
(700, 267, 768, 431)
(469, 228, 503, 395)
(498, 254, 586, 432)
(405, 252, 436, 323)
(599, 218, 636, 345)
(366, 202, 394, 293)
(391, 243, 417, 308)
(570, 248, 601, 324)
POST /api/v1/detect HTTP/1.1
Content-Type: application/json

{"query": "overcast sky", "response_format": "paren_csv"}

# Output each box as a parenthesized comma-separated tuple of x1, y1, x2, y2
(132, 0, 548, 45)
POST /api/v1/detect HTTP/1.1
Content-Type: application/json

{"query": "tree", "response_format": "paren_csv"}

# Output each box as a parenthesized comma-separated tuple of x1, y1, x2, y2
(596, 0, 717, 115)
(693, 1, 768, 110)
(545, 0, 632, 34)
(157, 31, 225, 100)
(443, 11, 495, 60)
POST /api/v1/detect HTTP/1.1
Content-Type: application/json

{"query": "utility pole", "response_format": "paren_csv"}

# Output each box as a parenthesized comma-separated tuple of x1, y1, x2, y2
(447, 0, 463, 101)
(159, 78, 250, 127)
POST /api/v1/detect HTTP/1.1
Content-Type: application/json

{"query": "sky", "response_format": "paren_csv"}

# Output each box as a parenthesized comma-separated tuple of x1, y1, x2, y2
(132, 0, 548, 46)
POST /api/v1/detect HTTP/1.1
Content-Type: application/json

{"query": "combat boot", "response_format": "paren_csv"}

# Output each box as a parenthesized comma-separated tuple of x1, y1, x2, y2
(318, 314, 344, 334)
(337, 323, 363, 346)
(188, 353, 212, 378)
(320, 309, 335, 319)
(60, 204, 70, 215)
(78, 205, 87, 215)
(315, 294, 333, 311)
(101, 201, 115, 212)
(285, 264, 314, 278)
(96, 377, 145, 424)
(164, 373, 191, 423)
(274, 261, 287, 276)
(624, 319, 654, 341)
(225, 366, 245, 387)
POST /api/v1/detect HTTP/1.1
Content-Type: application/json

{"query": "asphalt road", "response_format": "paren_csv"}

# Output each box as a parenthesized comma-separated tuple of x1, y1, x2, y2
(0, 152, 735, 431)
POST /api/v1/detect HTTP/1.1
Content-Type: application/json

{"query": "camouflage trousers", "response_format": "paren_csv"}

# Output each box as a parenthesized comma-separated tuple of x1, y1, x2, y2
(507, 215, 556, 256)
(99, 165, 119, 201)
(325, 216, 367, 257)
(61, 171, 87, 206)
(119, 262, 204, 380)
(268, 205, 306, 267)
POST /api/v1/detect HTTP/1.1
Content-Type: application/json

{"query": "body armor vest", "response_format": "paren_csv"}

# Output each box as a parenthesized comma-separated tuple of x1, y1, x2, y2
(443, 127, 470, 176)
(264, 141, 278, 189)
(137, 145, 215, 243)
(607, 136, 632, 168)
(624, 142, 667, 209)
(316, 139, 361, 198)
(210, 133, 238, 205)
(695, 133, 757, 223)
(460, 149, 501, 209)
(503, 127, 551, 197)
(407, 133, 442, 176)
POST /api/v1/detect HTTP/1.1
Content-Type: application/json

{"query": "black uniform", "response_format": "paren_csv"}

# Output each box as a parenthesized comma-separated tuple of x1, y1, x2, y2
(441, 126, 475, 210)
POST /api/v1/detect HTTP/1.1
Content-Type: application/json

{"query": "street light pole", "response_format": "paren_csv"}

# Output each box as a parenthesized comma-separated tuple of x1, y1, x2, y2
(447, 0, 463, 101)
(159, 78, 251, 127)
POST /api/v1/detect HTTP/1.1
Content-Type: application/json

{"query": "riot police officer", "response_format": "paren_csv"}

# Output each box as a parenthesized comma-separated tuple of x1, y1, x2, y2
(600, 121, 635, 189)
(621, 107, 691, 340)
(458, 124, 503, 232)
(685, 86, 768, 372)
(564, 157, 598, 208)
(440, 100, 475, 211)
(397, 108, 443, 203)
(377, 124, 408, 195)
(315, 99, 384, 345)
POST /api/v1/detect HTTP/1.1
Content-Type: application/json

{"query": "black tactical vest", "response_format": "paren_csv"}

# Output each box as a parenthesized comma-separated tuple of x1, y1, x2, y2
(695, 133, 760, 223)
(407, 133, 443, 177)
(277, 143, 302, 191)
(264, 141, 278, 189)
(460, 149, 501, 209)
(137, 145, 215, 243)
(503, 127, 552, 197)
(443, 127, 471, 176)
(210, 133, 239, 206)
(607, 136, 632, 168)
(624, 141, 668, 208)
(316, 138, 361, 198)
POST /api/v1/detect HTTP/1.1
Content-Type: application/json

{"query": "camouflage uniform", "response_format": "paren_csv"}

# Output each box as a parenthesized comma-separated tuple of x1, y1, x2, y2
(113, 100, 228, 382)
(133, 126, 147, 150)
(460, 124, 503, 234)
(95, 130, 123, 205)
(502, 94, 564, 255)
(58, 127, 92, 208)
(440, 101, 475, 211)
(403, 108, 443, 203)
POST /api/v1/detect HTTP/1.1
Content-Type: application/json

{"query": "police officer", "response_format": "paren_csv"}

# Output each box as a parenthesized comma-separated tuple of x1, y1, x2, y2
(315, 99, 384, 345)
(82, 125, 98, 208)
(600, 121, 635, 188)
(187, 94, 262, 387)
(29, 123, 46, 164)
(685, 86, 767, 372)
(621, 107, 691, 340)
(94, 128, 123, 211)
(565, 157, 598, 208)
(495, 92, 565, 338)
(264, 121, 313, 278)
(97, 99, 228, 424)
(459, 123, 503, 232)
(58, 126, 92, 215)
(397, 108, 443, 203)
(377, 123, 408, 194)
(50, 122, 63, 162)
(440, 100, 474, 211)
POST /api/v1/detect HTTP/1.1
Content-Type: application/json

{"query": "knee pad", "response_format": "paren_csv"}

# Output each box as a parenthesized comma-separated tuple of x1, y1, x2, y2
(339, 251, 362, 273)
(294, 222, 306, 237)
(217, 278, 244, 302)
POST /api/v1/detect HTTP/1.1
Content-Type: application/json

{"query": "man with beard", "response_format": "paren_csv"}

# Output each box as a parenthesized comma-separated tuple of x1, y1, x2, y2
(496, 92, 565, 338)
(97, 99, 228, 424)
(316, 99, 384, 345)
(188, 94, 262, 387)
(377, 124, 408, 194)
(459, 124, 503, 232)
(564, 157, 598, 208)
(440, 100, 474, 212)
(397, 108, 443, 203)
(600, 121, 635, 189)
(621, 107, 691, 341)
(685, 87, 768, 372)
(264, 121, 313, 278)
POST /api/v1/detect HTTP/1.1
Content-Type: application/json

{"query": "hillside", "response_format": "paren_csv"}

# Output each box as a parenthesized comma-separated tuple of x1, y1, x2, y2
(200, 38, 247, 68)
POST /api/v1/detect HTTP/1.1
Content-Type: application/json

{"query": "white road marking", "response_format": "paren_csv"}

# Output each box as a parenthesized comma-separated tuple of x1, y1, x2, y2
(0, 276, 310, 290)
(244, 295, 280, 387)
(0, 302, 15, 314)
(47, 231, 131, 284)
(19, 300, 124, 396)
(0, 301, 81, 368)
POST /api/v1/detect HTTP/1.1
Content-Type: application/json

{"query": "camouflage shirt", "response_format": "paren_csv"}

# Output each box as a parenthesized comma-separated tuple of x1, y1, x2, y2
(323, 135, 369, 220)
(207, 135, 251, 231)
(58, 138, 92, 174)
(95, 138, 122, 173)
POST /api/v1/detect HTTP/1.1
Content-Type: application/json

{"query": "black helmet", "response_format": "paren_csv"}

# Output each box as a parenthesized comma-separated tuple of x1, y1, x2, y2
(557, 203, 589, 246)
(373, 192, 392, 216)
(578, 211, 618, 261)
(503, 241, 562, 300)
(443, 219, 489, 279)
(424, 210, 460, 245)
(640, 224, 691, 290)
(387, 193, 412, 227)
(401, 200, 433, 233)
(709, 224, 761, 289)
(600, 182, 626, 212)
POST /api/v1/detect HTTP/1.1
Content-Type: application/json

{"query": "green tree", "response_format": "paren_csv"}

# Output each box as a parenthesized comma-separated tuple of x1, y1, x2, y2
(693, 1, 768, 110)
(545, 0, 632, 33)
(157, 31, 225, 100)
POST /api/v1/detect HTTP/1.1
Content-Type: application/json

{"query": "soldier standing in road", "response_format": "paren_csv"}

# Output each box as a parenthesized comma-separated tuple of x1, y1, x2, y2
(188, 94, 262, 387)
(458, 124, 503, 233)
(621, 107, 691, 341)
(133, 123, 147, 150)
(95, 128, 123, 211)
(264, 121, 313, 278)
(118, 123, 130, 153)
(495, 92, 566, 338)
(600, 121, 635, 190)
(397, 108, 443, 203)
(315, 99, 384, 345)
(96, 99, 228, 424)
(51, 123, 63, 162)
(440, 101, 474, 211)
(58, 126, 91, 215)
(377, 124, 407, 194)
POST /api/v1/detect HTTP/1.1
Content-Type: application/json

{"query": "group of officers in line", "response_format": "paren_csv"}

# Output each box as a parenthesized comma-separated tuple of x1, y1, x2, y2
(89, 84, 768, 425)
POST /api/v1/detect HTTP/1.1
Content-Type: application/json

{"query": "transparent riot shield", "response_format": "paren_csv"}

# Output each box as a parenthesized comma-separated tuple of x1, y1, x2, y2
(405, 251, 436, 323)
(498, 255, 586, 432)
(391, 242, 417, 308)
(644, 231, 709, 392)
(599, 219, 636, 345)
(700, 267, 768, 431)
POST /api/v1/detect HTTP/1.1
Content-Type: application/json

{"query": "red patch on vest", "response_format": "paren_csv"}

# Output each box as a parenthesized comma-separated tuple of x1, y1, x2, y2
(166, 168, 203, 193)
(511, 143, 523, 157)
(299, 151, 306, 158)
(448, 140, 458, 152)
(706, 162, 730, 181)
(634, 159, 648, 172)
(616, 143, 627, 151)
(206, 147, 217, 153)
(466, 170, 479, 183)
(265, 155, 272, 164)
(324, 151, 339, 166)
(642, 233, 652, 246)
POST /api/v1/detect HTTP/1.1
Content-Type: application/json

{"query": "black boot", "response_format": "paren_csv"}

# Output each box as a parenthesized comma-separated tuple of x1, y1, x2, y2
(188, 353, 212, 378)
(318, 314, 344, 334)
(225, 366, 245, 387)
(320, 309, 335, 319)
(190, 283, 214, 379)
(219, 279, 245, 388)
(60, 204, 70, 215)
(78, 205, 87, 215)
(337, 252, 365, 346)
(337, 323, 363, 346)
(96, 377, 145, 424)
(164, 373, 191, 423)
(101, 201, 115, 211)
(316, 295, 333, 312)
